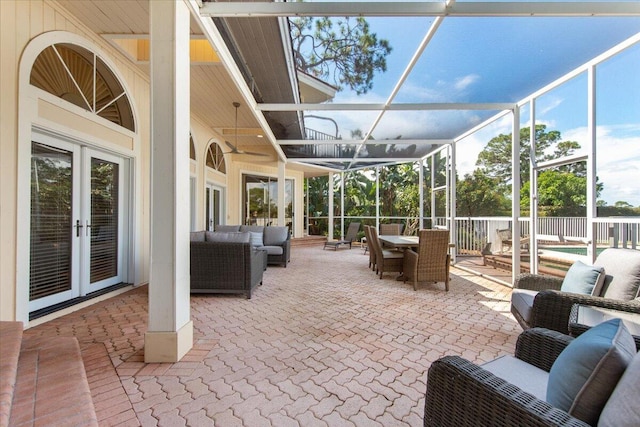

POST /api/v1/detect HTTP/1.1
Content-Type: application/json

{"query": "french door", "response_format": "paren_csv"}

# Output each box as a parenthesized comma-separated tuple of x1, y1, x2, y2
(205, 184, 223, 231)
(29, 136, 125, 312)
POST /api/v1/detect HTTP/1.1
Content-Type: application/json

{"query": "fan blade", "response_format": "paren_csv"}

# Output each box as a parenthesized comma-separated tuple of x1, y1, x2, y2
(224, 140, 238, 151)
(242, 151, 269, 157)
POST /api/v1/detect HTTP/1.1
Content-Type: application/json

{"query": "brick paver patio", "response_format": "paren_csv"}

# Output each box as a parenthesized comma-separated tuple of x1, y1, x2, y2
(22, 245, 520, 426)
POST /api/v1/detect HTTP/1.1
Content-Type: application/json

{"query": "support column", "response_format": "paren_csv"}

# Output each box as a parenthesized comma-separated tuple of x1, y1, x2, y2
(145, 0, 193, 363)
(511, 106, 521, 284)
(328, 172, 334, 240)
(278, 161, 285, 226)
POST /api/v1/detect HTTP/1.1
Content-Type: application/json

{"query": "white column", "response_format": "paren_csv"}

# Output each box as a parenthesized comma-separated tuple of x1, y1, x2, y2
(529, 101, 539, 274)
(449, 143, 456, 262)
(278, 161, 286, 226)
(145, 0, 193, 363)
(512, 106, 521, 284)
(586, 65, 597, 263)
(328, 172, 334, 240)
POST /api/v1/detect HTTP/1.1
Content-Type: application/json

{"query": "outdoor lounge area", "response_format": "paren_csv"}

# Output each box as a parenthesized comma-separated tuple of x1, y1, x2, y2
(14, 245, 520, 426)
(2, 1, 640, 426)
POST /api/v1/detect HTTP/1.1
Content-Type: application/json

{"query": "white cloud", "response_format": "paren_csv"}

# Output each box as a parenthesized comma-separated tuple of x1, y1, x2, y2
(454, 74, 480, 91)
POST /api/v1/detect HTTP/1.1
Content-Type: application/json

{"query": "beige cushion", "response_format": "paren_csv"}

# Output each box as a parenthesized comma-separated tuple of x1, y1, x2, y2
(511, 289, 538, 325)
(598, 351, 640, 427)
(482, 355, 549, 400)
(596, 249, 640, 300)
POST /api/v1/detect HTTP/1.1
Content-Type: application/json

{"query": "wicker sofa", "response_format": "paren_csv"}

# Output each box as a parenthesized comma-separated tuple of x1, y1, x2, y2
(190, 231, 267, 299)
(215, 225, 291, 267)
(511, 248, 640, 335)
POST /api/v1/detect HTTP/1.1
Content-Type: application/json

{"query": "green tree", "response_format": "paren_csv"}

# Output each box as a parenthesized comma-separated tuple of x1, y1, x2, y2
(290, 14, 392, 94)
(476, 124, 573, 186)
(456, 170, 510, 216)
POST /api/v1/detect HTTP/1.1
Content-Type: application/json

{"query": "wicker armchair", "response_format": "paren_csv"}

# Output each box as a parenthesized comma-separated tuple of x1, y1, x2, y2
(511, 248, 640, 335)
(424, 328, 590, 427)
(403, 229, 450, 291)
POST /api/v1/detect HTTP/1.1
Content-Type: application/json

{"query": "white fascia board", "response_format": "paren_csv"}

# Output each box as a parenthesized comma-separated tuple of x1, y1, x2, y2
(199, 2, 640, 18)
(278, 139, 452, 146)
(257, 103, 515, 111)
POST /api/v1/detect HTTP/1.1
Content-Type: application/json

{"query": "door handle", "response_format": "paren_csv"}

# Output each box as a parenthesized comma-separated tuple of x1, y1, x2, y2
(86, 220, 91, 236)
(74, 219, 83, 237)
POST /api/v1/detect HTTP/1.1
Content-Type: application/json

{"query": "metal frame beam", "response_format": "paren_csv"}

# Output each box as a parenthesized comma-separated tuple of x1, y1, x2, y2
(257, 103, 516, 111)
(200, 2, 640, 18)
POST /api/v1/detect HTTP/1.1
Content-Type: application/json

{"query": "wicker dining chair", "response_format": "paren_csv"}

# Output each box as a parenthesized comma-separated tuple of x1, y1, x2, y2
(403, 229, 450, 291)
(363, 225, 377, 271)
(380, 223, 402, 235)
(369, 226, 404, 279)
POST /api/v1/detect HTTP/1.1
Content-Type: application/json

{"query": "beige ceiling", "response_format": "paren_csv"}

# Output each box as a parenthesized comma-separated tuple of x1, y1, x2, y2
(56, 0, 274, 153)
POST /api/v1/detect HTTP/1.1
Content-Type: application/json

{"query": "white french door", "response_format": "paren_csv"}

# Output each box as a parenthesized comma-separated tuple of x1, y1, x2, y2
(205, 183, 223, 231)
(29, 136, 125, 312)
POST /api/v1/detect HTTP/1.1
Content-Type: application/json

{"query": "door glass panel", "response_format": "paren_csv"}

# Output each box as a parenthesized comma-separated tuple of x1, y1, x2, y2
(30, 143, 73, 300)
(90, 157, 119, 283)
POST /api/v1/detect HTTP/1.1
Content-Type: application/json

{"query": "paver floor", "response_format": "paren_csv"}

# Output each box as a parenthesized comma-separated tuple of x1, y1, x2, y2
(23, 245, 521, 426)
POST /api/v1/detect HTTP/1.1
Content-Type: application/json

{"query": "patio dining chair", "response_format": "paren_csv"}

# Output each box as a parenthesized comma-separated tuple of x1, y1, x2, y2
(369, 226, 404, 279)
(364, 225, 377, 270)
(403, 229, 450, 291)
(323, 222, 360, 250)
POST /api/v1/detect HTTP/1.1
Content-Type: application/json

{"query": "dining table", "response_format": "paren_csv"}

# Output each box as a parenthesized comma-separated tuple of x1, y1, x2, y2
(378, 235, 419, 249)
(378, 235, 456, 251)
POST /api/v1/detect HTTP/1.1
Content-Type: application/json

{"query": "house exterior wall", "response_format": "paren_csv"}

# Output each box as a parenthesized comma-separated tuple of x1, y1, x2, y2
(0, 0, 304, 323)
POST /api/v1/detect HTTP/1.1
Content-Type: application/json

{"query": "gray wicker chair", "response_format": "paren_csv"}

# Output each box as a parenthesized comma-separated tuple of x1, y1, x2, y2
(363, 225, 376, 271)
(403, 229, 450, 291)
(511, 248, 640, 335)
(425, 328, 600, 427)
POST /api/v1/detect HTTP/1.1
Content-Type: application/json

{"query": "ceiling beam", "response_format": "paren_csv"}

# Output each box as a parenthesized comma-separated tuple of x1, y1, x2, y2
(258, 103, 515, 111)
(287, 157, 425, 163)
(278, 139, 452, 146)
(199, 2, 640, 18)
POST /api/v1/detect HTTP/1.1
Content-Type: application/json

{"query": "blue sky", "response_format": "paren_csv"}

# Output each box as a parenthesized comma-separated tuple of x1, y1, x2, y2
(303, 12, 640, 206)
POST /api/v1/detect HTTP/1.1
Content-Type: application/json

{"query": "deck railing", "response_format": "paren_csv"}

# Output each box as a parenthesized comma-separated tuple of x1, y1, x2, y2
(312, 216, 639, 254)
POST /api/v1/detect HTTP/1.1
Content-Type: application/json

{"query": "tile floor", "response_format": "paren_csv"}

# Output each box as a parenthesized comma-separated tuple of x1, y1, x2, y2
(22, 245, 521, 426)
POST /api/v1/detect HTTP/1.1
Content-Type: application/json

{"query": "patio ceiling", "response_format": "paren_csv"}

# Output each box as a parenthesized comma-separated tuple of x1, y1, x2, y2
(56, 1, 640, 174)
(196, 1, 640, 171)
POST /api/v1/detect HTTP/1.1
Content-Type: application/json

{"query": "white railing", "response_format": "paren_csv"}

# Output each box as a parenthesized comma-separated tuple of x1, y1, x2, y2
(444, 216, 639, 254)
(316, 215, 639, 254)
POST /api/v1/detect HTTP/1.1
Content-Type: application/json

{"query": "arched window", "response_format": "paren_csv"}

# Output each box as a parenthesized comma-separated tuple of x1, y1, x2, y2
(30, 43, 135, 132)
(206, 141, 226, 174)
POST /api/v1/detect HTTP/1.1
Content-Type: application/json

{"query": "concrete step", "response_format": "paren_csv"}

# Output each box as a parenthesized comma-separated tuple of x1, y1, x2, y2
(9, 336, 98, 427)
(0, 322, 23, 427)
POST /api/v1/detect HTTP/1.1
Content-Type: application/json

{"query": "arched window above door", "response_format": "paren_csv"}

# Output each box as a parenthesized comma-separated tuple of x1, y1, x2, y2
(190, 135, 196, 160)
(206, 141, 226, 174)
(30, 43, 135, 132)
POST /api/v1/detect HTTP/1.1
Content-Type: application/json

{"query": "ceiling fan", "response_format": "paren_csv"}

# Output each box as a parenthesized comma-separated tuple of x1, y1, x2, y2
(224, 102, 268, 157)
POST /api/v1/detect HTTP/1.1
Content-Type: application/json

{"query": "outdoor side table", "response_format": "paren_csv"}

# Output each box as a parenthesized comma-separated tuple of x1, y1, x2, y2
(569, 304, 640, 349)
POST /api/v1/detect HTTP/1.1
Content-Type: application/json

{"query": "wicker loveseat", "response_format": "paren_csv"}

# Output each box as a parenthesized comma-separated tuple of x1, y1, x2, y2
(190, 231, 267, 299)
(215, 225, 291, 267)
(511, 248, 640, 335)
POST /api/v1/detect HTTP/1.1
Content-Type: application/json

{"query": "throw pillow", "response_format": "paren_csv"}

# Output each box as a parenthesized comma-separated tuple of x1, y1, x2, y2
(547, 318, 636, 425)
(560, 260, 605, 295)
(597, 351, 640, 427)
(249, 231, 264, 247)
